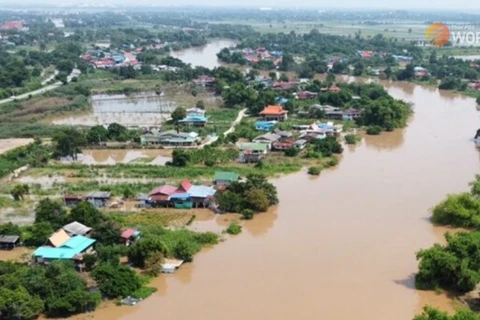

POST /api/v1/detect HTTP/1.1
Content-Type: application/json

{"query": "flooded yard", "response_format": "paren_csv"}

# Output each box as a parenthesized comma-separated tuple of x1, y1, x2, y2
(77, 149, 172, 166)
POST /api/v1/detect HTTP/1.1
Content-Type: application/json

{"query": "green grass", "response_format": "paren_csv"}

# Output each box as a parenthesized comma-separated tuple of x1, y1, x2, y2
(109, 211, 194, 228)
(131, 286, 157, 299)
(225, 221, 242, 235)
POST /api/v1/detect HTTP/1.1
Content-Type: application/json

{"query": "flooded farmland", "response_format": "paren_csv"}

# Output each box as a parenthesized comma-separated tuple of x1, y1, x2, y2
(170, 39, 238, 68)
(53, 92, 177, 127)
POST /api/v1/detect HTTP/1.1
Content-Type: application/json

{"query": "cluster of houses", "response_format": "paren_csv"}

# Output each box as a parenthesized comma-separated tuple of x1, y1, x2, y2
(0, 20, 27, 31)
(236, 104, 348, 163)
(81, 48, 140, 69)
(238, 47, 283, 66)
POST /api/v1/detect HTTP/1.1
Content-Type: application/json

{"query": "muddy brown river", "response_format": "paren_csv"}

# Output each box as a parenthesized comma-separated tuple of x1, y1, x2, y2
(71, 79, 480, 320)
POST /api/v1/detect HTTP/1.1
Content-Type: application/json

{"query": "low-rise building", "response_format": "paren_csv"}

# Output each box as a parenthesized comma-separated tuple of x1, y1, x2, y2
(259, 105, 288, 122)
(140, 130, 200, 146)
(34, 235, 96, 268)
(272, 140, 295, 150)
(255, 121, 276, 131)
(62, 221, 92, 237)
(178, 115, 208, 126)
(294, 139, 308, 150)
(0, 235, 20, 250)
(253, 133, 282, 149)
(87, 192, 111, 208)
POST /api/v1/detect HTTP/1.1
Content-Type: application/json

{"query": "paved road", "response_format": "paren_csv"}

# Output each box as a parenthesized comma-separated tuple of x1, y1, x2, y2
(0, 69, 81, 106)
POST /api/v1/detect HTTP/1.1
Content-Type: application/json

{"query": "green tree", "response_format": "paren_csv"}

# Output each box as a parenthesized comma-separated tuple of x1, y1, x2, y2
(92, 263, 141, 298)
(87, 125, 108, 145)
(52, 128, 86, 160)
(34, 198, 67, 229)
(414, 306, 480, 320)
(196, 100, 205, 109)
(0, 286, 44, 319)
(69, 201, 104, 228)
(128, 237, 166, 268)
(107, 123, 129, 141)
(92, 220, 122, 246)
(171, 107, 187, 123)
(284, 147, 299, 157)
(173, 239, 196, 262)
(170, 150, 190, 167)
(244, 188, 269, 212)
(24, 222, 54, 247)
(431, 193, 480, 228)
(314, 137, 343, 156)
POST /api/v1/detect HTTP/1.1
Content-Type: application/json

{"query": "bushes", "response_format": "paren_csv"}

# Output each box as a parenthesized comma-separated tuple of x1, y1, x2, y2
(226, 222, 242, 235)
(314, 137, 343, 156)
(344, 134, 360, 144)
(216, 174, 278, 213)
(416, 231, 480, 293)
(308, 166, 321, 176)
(284, 147, 299, 157)
(414, 306, 480, 320)
(0, 261, 101, 318)
(92, 263, 142, 299)
(241, 209, 255, 220)
(366, 125, 382, 135)
(432, 193, 480, 228)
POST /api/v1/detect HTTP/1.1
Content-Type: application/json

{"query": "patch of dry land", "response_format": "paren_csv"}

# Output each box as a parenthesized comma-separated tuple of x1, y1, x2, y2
(0, 138, 34, 155)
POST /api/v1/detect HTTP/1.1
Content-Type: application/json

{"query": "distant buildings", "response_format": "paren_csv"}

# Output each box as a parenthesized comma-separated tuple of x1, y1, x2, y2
(0, 21, 25, 31)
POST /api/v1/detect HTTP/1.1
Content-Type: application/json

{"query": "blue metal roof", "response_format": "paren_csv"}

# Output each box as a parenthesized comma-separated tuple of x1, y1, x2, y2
(34, 236, 96, 260)
(188, 185, 216, 198)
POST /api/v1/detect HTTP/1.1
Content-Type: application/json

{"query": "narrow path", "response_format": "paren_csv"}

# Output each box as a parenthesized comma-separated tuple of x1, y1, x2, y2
(199, 108, 248, 148)
(41, 69, 59, 85)
(0, 69, 81, 106)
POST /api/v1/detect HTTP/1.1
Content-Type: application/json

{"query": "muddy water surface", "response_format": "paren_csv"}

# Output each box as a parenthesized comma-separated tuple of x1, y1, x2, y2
(170, 39, 238, 69)
(77, 81, 480, 320)
(79, 149, 172, 165)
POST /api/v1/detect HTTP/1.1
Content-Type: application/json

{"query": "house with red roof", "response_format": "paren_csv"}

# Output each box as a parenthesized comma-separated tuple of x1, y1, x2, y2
(296, 91, 318, 100)
(259, 105, 288, 122)
(321, 84, 341, 93)
(121, 229, 140, 246)
(272, 81, 297, 91)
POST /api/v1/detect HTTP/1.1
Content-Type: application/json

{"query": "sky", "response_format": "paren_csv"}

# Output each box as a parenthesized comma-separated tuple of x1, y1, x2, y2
(3, 0, 480, 10)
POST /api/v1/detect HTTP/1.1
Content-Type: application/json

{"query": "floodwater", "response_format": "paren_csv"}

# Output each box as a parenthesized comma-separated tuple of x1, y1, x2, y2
(77, 81, 480, 320)
(452, 55, 480, 61)
(53, 92, 177, 127)
(78, 149, 172, 165)
(170, 39, 238, 69)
